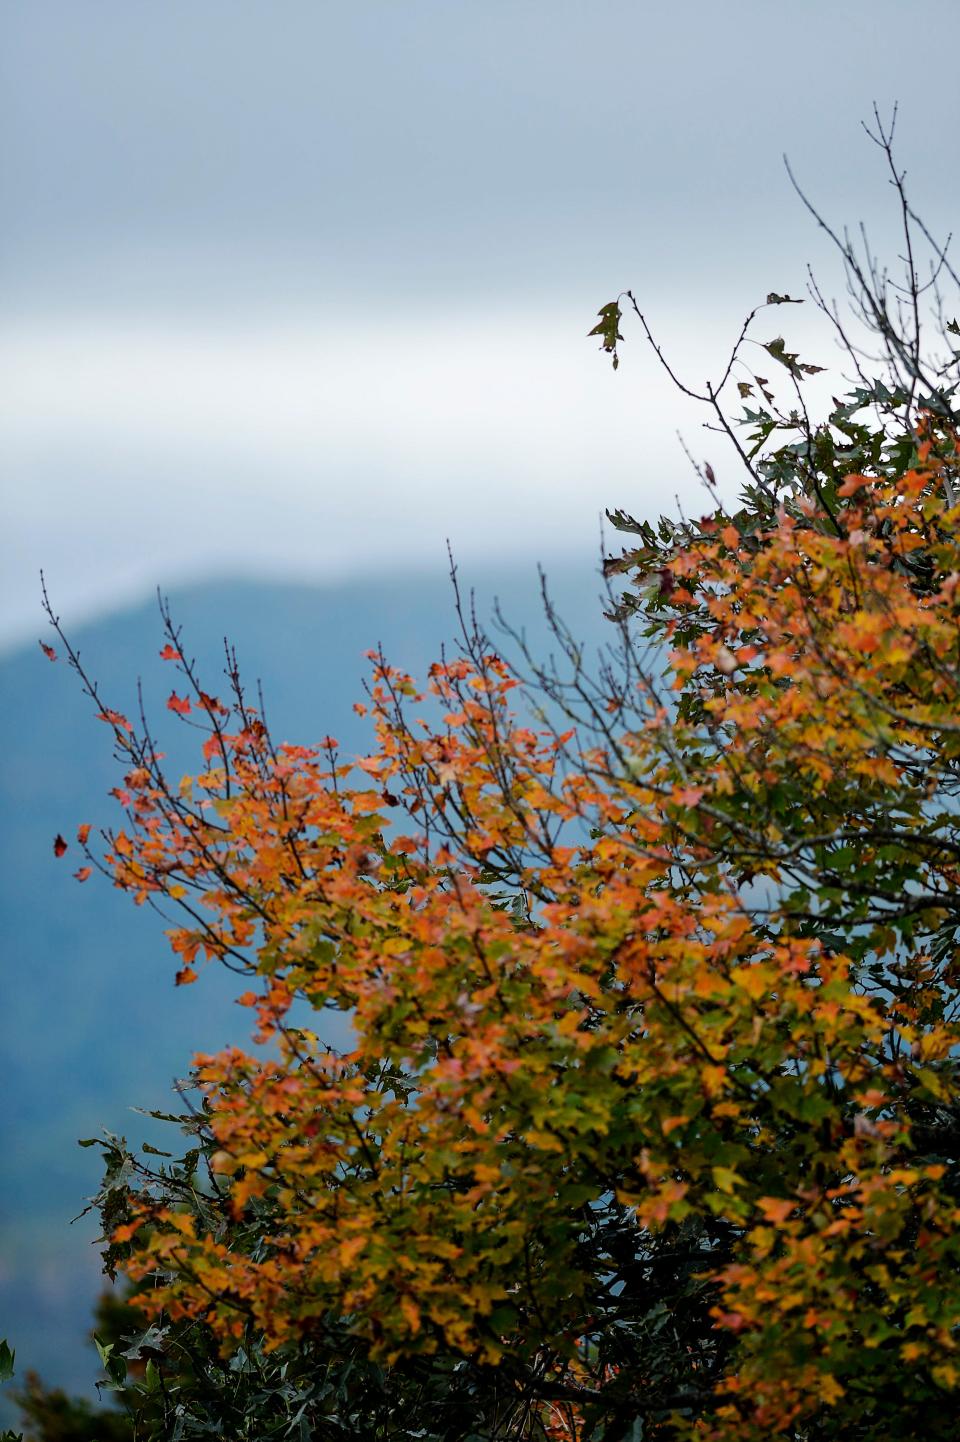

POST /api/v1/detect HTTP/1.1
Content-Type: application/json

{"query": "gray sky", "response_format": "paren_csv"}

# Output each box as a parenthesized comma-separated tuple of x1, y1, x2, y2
(3, 0, 958, 647)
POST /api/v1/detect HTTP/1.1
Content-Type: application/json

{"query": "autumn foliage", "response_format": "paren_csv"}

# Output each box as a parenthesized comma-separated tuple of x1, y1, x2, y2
(40, 116, 960, 1439)
(42, 405, 960, 1440)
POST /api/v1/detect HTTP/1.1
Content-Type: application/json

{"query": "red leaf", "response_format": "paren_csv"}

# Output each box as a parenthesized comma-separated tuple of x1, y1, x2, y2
(77, 823, 91, 845)
(159, 644, 181, 661)
(97, 708, 132, 732)
(111, 787, 133, 807)
(74, 866, 92, 882)
(175, 966, 197, 986)
(714, 1311, 748, 1334)
(39, 641, 57, 662)
(167, 692, 192, 716)
(53, 834, 68, 857)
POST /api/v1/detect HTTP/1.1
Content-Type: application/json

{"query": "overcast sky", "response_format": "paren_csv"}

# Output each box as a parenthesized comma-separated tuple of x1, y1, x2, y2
(3, 0, 958, 649)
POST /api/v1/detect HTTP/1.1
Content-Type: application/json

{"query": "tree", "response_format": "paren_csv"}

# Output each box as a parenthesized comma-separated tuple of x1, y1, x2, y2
(47, 114, 960, 1438)
(1, 1293, 147, 1442)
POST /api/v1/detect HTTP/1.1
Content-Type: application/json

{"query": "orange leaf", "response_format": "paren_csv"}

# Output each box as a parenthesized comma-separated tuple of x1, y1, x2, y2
(757, 1197, 795, 1225)
(97, 708, 132, 732)
(111, 1221, 142, 1243)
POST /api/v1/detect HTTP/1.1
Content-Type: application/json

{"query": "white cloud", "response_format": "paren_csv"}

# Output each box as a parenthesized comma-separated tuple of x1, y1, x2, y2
(1, 304, 830, 648)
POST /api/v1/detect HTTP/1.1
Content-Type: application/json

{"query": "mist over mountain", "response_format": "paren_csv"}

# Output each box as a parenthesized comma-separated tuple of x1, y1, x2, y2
(0, 564, 617, 1403)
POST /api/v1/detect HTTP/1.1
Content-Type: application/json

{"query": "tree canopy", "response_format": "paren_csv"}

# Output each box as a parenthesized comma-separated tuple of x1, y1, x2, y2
(21, 114, 960, 1440)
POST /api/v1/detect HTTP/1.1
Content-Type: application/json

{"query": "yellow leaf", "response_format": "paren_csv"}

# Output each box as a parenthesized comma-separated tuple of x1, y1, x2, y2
(525, 1129, 565, 1153)
(399, 1295, 421, 1335)
(712, 1166, 740, 1194)
(236, 1151, 269, 1170)
(733, 966, 768, 1001)
(819, 1373, 845, 1404)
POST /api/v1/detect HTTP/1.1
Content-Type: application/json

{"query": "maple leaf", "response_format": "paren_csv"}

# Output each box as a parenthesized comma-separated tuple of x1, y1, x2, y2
(74, 866, 92, 882)
(167, 692, 192, 716)
(712, 1166, 741, 1194)
(53, 834, 68, 857)
(675, 786, 705, 807)
(758, 1197, 795, 1225)
(97, 708, 132, 731)
(159, 644, 181, 661)
(38, 641, 57, 661)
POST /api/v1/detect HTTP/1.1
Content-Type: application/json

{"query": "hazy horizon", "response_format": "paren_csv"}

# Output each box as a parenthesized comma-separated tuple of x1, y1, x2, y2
(5, 1, 959, 650)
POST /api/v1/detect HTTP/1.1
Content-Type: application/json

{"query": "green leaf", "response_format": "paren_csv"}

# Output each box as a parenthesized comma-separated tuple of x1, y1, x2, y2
(588, 301, 624, 369)
(122, 1324, 168, 1360)
(762, 336, 825, 380)
(0, 1340, 14, 1383)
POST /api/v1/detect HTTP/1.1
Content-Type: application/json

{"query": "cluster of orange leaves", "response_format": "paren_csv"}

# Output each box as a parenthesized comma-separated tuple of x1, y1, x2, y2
(92, 437, 960, 1438)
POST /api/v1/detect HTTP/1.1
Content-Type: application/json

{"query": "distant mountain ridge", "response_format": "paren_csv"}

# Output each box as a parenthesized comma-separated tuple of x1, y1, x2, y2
(0, 565, 613, 1404)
